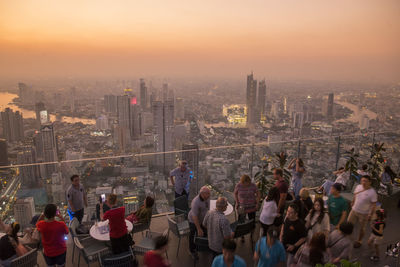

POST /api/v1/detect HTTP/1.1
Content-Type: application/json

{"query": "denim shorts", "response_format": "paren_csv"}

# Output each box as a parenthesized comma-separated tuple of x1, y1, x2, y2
(43, 252, 66, 266)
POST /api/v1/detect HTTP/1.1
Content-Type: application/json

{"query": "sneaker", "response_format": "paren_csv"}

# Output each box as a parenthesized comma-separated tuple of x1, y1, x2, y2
(353, 241, 362, 248)
(370, 256, 380, 261)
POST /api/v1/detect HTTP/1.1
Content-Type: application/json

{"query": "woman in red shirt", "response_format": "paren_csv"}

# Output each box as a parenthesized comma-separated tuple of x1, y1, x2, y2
(100, 194, 133, 254)
(144, 235, 170, 267)
(36, 204, 68, 267)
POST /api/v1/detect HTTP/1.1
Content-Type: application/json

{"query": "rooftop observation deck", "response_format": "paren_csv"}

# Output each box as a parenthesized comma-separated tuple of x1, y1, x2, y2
(33, 192, 400, 267)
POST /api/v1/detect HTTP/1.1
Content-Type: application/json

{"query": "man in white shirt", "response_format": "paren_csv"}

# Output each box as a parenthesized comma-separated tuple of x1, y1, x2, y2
(348, 175, 377, 248)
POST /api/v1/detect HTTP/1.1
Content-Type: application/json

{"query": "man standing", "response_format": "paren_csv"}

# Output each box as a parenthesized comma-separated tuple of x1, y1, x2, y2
(188, 186, 210, 259)
(348, 175, 377, 248)
(170, 160, 193, 199)
(203, 197, 234, 257)
(66, 174, 87, 224)
(280, 204, 307, 266)
(273, 168, 288, 225)
(328, 183, 349, 229)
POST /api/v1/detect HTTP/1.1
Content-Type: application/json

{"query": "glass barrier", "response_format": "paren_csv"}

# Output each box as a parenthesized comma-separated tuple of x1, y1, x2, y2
(1, 130, 400, 224)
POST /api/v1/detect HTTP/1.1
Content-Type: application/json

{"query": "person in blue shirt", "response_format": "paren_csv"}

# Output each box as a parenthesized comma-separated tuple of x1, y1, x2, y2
(212, 239, 246, 267)
(254, 228, 286, 267)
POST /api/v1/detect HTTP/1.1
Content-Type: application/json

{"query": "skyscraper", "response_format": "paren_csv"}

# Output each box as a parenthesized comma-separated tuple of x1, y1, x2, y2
(140, 78, 147, 109)
(1, 108, 24, 142)
(70, 87, 76, 113)
(246, 72, 258, 125)
(258, 80, 267, 118)
(41, 123, 58, 178)
(18, 83, 29, 105)
(104, 95, 118, 114)
(0, 139, 8, 166)
(152, 100, 174, 172)
(322, 93, 334, 118)
(35, 102, 46, 127)
(17, 148, 40, 187)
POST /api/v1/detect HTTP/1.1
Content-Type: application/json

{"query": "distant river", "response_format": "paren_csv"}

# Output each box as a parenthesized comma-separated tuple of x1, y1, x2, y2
(335, 101, 377, 123)
(0, 92, 95, 125)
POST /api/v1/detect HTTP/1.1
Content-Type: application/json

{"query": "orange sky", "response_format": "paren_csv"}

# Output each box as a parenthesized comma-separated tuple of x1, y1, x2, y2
(0, 0, 399, 82)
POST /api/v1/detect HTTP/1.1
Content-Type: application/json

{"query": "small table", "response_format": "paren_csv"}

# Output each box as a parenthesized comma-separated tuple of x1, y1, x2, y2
(90, 219, 133, 241)
(209, 200, 234, 216)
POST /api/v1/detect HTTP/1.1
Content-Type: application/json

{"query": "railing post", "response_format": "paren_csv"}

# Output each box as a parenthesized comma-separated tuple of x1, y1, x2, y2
(335, 135, 341, 170)
(250, 143, 255, 178)
(196, 147, 199, 194)
(297, 139, 301, 158)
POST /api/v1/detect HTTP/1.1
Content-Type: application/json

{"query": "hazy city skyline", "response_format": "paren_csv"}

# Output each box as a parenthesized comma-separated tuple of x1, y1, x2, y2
(0, 0, 399, 82)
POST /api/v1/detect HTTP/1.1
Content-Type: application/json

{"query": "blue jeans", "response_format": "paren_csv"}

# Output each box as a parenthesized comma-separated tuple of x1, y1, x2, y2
(292, 178, 302, 198)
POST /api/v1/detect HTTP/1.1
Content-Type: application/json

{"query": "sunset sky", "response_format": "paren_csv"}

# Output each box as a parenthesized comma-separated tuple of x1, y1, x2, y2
(0, 0, 399, 82)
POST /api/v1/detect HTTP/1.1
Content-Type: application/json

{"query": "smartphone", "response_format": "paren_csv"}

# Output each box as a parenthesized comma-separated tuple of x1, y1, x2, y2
(101, 194, 106, 203)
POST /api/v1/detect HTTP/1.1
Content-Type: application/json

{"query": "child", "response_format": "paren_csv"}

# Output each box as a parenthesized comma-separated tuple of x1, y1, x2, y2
(368, 209, 386, 261)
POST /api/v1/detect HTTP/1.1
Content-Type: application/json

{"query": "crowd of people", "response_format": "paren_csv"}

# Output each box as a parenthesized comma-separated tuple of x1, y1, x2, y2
(0, 157, 396, 267)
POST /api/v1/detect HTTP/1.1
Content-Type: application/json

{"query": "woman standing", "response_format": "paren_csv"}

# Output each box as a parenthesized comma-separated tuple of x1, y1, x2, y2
(234, 174, 260, 223)
(100, 194, 133, 254)
(305, 198, 330, 241)
(293, 232, 330, 267)
(259, 187, 279, 237)
(288, 158, 306, 198)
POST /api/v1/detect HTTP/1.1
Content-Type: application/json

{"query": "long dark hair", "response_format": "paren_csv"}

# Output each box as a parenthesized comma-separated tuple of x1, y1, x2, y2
(309, 232, 326, 266)
(266, 187, 280, 205)
(310, 198, 325, 224)
(297, 158, 304, 167)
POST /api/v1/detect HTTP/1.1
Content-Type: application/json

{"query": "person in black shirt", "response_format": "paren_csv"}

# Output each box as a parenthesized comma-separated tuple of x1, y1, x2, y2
(280, 203, 307, 266)
(368, 209, 386, 262)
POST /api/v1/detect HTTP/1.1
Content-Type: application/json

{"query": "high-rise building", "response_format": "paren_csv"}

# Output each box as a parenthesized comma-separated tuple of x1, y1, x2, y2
(17, 148, 40, 187)
(257, 80, 267, 117)
(14, 197, 35, 228)
(0, 139, 8, 166)
(322, 93, 334, 118)
(140, 79, 147, 109)
(175, 98, 185, 120)
(35, 102, 47, 127)
(18, 83, 30, 105)
(1, 108, 24, 142)
(152, 100, 174, 172)
(293, 112, 304, 129)
(41, 123, 58, 178)
(117, 95, 131, 141)
(104, 95, 118, 114)
(246, 72, 258, 125)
